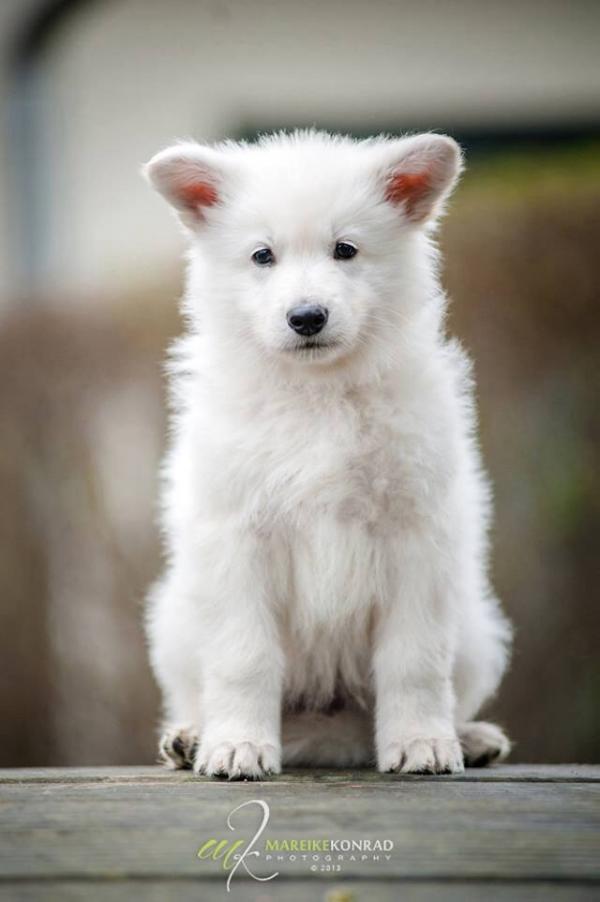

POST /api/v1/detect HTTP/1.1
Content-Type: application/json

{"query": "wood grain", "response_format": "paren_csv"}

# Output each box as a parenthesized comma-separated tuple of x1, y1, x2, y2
(0, 766, 598, 900)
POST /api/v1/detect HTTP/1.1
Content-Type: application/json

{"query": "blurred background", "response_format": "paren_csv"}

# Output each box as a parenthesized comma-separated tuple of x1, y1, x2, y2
(0, 0, 598, 767)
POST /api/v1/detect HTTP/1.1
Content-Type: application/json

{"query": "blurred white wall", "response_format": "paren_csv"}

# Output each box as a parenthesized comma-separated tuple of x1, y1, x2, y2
(0, 0, 43, 302)
(1, 0, 600, 306)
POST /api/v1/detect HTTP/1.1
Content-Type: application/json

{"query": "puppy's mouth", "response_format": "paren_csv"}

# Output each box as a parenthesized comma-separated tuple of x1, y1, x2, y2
(284, 339, 339, 355)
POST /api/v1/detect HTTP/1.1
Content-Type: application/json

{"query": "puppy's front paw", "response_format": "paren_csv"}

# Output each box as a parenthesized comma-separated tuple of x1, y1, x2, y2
(194, 740, 281, 780)
(379, 735, 464, 774)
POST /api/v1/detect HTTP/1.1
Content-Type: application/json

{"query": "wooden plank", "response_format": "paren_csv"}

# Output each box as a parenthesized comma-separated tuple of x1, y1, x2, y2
(1, 764, 599, 784)
(1, 880, 599, 902)
(0, 774, 598, 884)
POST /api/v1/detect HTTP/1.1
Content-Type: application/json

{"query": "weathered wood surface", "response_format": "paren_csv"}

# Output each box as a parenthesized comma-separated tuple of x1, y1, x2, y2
(1, 766, 599, 901)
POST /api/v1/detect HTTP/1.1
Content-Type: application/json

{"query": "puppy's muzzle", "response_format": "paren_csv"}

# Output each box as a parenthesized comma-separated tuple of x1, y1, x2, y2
(286, 304, 329, 337)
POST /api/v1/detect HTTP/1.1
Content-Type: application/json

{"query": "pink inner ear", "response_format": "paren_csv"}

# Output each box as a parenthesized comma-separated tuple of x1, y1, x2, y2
(385, 170, 431, 216)
(178, 180, 218, 210)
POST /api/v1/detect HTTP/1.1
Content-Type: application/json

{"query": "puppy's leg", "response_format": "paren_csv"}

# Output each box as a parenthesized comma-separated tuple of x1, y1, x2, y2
(452, 594, 512, 767)
(374, 537, 464, 775)
(192, 526, 284, 780)
(146, 576, 202, 770)
(453, 593, 512, 724)
(282, 709, 373, 768)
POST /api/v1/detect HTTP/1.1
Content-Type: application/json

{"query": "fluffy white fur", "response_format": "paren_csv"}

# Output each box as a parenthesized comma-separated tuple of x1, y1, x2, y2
(143, 130, 512, 779)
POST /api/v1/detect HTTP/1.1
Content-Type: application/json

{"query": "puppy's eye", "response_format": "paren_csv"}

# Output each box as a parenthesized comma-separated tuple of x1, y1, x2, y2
(252, 247, 275, 266)
(333, 241, 358, 260)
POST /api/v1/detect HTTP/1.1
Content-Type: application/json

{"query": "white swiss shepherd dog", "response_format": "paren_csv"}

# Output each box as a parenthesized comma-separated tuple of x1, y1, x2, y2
(143, 130, 512, 778)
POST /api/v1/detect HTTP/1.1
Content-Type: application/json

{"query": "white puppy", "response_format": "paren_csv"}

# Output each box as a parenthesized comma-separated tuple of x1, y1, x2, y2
(143, 130, 511, 778)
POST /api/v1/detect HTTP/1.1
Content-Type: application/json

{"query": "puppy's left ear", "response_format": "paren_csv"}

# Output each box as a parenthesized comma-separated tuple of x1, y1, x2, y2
(379, 134, 463, 224)
(142, 142, 228, 230)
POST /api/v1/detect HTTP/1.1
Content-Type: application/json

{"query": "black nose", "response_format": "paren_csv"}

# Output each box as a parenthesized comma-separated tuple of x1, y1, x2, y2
(286, 304, 329, 336)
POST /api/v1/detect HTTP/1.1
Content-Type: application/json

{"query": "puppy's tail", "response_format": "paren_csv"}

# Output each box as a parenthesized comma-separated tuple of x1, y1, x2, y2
(282, 708, 373, 768)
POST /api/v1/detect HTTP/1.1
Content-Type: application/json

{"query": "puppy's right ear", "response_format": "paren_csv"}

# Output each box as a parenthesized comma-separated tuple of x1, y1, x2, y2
(142, 143, 225, 229)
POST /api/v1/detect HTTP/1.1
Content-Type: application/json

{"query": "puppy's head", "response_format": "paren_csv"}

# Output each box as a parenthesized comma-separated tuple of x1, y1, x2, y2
(144, 132, 462, 372)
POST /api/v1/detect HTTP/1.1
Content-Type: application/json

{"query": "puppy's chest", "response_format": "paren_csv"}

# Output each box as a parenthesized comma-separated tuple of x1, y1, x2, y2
(242, 394, 431, 533)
